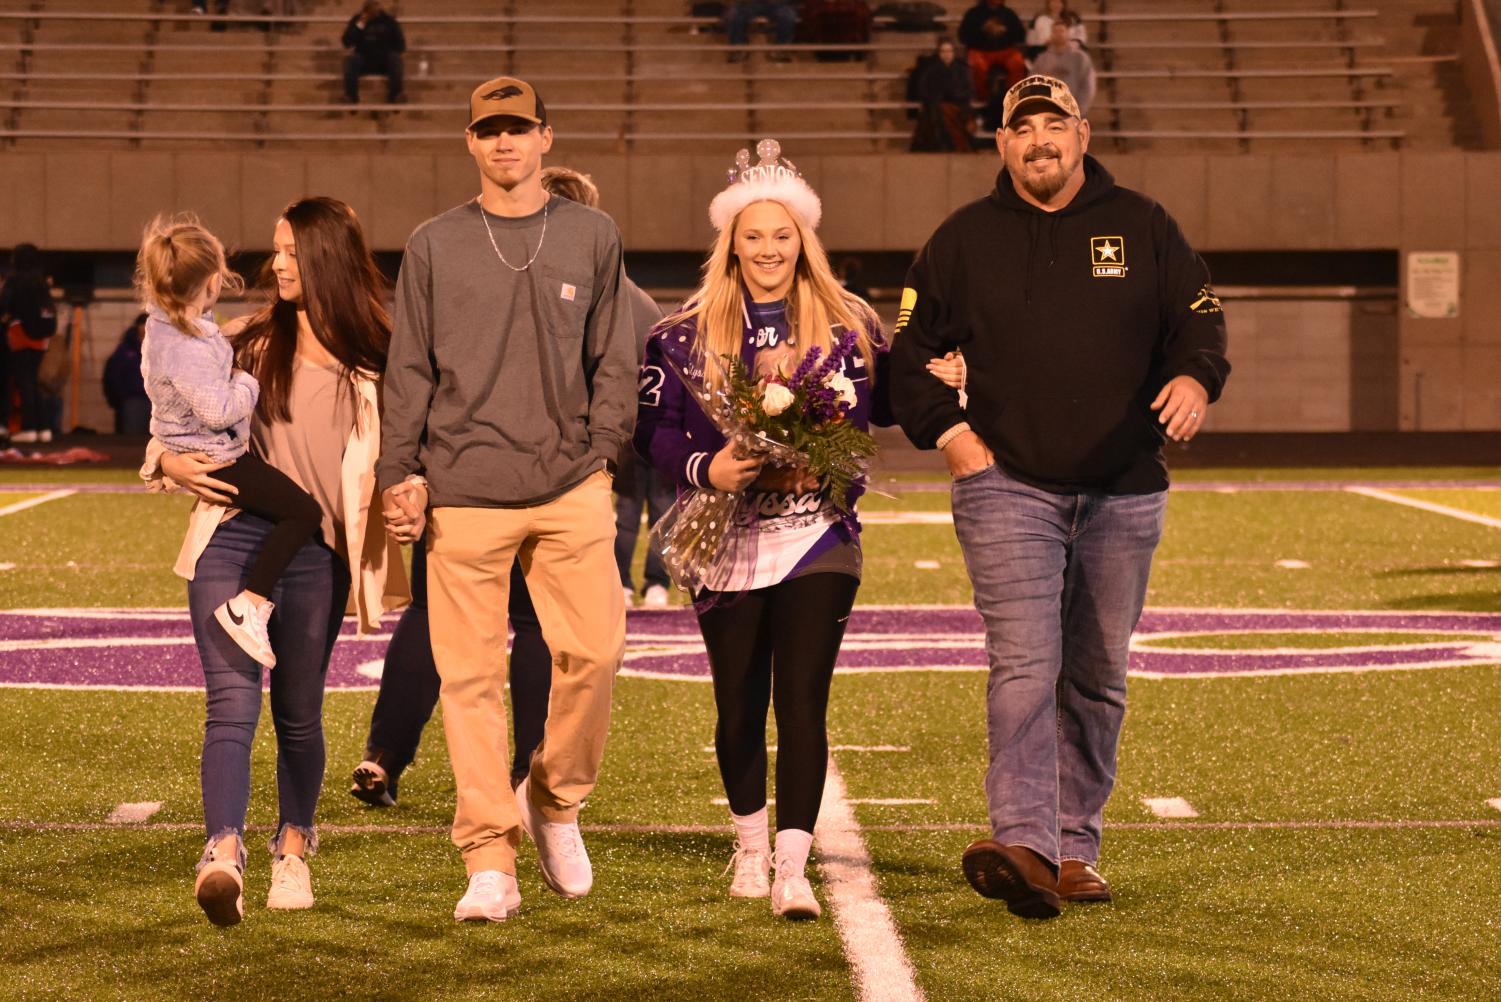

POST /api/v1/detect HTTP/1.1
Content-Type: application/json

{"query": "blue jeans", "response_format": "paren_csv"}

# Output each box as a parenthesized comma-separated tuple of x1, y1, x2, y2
(951, 464, 1165, 866)
(727, 2, 797, 45)
(613, 466, 675, 593)
(186, 513, 350, 857)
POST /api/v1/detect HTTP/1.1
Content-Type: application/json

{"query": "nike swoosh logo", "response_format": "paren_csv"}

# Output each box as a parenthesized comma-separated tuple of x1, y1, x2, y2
(227, 605, 245, 626)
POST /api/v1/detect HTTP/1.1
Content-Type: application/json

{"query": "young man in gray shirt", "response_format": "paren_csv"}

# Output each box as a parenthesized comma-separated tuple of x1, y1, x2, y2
(378, 77, 637, 923)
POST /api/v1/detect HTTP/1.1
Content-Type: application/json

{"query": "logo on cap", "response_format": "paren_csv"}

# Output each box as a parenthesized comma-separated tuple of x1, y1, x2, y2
(483, 85, 525, 101)
(1003, 74, 1082, 128)
(1090, 236, 1127, 278)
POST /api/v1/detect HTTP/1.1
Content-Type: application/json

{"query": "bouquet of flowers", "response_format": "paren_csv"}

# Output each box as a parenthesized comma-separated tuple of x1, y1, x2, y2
(653, 325, 877, 596)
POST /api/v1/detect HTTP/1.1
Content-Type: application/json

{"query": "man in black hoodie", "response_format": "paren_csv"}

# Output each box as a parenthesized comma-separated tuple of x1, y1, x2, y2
(890, 75, 1229, 919)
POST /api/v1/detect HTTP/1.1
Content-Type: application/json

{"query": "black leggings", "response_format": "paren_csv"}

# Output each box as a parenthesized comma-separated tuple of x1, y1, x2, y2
(697, 572, 859, 833)
(364, 531, 551, 785)
(213, 453, 323, 599)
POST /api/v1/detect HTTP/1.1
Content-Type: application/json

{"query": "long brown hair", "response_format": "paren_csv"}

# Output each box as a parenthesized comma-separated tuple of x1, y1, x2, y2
(234, 197, 391, 425)
(662, 199, 878, 388)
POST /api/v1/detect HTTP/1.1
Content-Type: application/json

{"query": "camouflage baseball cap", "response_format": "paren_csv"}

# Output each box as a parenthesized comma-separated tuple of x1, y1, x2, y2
(1002, 74, 1082, 127)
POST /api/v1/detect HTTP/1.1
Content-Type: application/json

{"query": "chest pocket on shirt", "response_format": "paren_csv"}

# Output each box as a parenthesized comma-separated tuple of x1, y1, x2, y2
(539, 265, 594, 339)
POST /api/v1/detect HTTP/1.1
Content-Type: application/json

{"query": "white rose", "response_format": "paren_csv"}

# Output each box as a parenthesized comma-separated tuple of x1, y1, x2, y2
(826, 371, 857, 408)
(761, 381, 795, 416)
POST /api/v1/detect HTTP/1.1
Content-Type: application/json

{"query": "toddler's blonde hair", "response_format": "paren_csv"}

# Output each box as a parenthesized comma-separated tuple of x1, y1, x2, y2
(134, 213, 242, 334)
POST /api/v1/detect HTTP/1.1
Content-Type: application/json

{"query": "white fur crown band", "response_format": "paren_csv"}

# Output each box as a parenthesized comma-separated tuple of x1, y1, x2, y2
(708, 138, 823, 232)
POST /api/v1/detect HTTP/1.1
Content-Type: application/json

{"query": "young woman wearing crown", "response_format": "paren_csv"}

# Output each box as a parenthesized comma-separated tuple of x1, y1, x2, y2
(633, 140, 894, 920)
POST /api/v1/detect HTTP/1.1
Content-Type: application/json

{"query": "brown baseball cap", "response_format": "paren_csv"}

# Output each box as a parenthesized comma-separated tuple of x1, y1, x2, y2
(1002, 74, 1082, 128)
(467, 76, 547, 131)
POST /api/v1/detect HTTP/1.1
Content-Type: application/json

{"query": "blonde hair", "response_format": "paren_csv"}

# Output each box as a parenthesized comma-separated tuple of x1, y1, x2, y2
(664, 199, 879, 387)
(540, 166, 600, 208)
(134, 213, 242, 334)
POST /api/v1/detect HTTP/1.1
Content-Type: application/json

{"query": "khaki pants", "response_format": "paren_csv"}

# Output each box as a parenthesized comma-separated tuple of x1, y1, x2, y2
(427, 471, 625, 875)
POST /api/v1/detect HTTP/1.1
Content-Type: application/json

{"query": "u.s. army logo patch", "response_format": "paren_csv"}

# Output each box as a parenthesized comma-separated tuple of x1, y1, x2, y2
(1090, 236, 1127, 278)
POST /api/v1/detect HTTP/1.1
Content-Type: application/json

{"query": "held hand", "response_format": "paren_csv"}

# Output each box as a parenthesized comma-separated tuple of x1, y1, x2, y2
(1150, 376, 1210, 443)
(382, 482, 428, 544)
(942, 430, 994, 479)
(707, 443, 764, 492)
(925, 351, 966, 391)
(159, 451, 238, 504)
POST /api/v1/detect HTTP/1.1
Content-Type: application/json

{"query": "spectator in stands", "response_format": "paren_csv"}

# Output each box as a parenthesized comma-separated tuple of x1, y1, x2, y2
(1031, 21, 1094, 115)
(0, 243, 58, 445)
(104, 312, 151, 436)
(726, 2, 799, 62)
(342, 1, 406, 104)
(911, 38, 975, 152)
(1026, 0, 1086, 55)
(958, 0, 1027, 101)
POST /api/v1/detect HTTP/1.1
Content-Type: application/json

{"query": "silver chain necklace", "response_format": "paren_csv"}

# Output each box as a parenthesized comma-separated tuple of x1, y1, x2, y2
(476, 195, 549, 272)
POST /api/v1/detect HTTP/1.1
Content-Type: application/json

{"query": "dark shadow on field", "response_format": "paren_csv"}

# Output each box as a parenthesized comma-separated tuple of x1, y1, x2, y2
(1376, 589, 1501, 612)
(1378, 566, 1501, 577)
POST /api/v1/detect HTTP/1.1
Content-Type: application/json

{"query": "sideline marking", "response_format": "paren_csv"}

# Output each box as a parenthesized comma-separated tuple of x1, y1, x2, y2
(1275, 559, 1311, 569)
(106, 801, 163, 824)
(701, 745, 912, 754)
(712, 797, 935, 807)
(1144, 797, 1199, 819)
(1346, 486, 1501, 530)
(0, 488, 75, 518)
(815, 758, 927, 1002)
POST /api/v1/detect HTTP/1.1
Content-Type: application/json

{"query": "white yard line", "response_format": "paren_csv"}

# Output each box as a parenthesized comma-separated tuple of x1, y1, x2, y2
(1345, 486, 1501, 530)
(105, 801, 163, 824)
(0, 488, 75, 518)
(1143, 797, 1200, 818)
(815, 758, 927, 1002)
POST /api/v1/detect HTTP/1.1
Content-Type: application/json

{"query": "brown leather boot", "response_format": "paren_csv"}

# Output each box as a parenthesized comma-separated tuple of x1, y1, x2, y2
(961, 839, 1060, 918)
(1058, 860, 1112, 903)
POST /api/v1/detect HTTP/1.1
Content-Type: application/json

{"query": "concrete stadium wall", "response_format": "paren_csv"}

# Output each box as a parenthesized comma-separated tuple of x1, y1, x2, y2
(4, 150, 1497, 432)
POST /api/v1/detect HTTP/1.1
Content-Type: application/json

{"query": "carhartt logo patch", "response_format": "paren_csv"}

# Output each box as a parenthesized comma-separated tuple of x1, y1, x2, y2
(1090, 236, 1127, 278)
(483, 85, 525, 101)
(560, 283, 577, 302)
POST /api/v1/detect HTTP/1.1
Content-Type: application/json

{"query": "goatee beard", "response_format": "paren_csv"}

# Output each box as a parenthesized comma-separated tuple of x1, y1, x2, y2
(1020, 167, 1068, 201)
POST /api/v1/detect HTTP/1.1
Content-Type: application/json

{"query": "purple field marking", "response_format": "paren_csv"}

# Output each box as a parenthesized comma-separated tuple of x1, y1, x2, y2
(0, 482, 142, 494)
(3, 606, 1499, 689)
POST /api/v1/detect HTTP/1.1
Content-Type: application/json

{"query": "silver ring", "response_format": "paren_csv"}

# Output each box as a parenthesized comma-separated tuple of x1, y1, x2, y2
(1189, 411, 1199, 418)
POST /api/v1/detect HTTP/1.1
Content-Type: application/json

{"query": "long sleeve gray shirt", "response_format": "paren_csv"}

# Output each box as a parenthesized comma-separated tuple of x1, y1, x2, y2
(378, 195, 638, 507)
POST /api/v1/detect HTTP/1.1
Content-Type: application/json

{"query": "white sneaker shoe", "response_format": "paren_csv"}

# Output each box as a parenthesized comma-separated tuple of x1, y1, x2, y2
(642, 584, 671, 610)
(622, 586, 636, 609)
(515, 777, 593, 898)
(11, 430, 37, 444)
(725, 843, 771, 898)
(771, 866, 822, 920)
(453, 869, 521, 922)
(194, 841, 244, 927)
(266, 854, 314, 910)
(37, 429, 52, 443)
(215, 593, 276, 668)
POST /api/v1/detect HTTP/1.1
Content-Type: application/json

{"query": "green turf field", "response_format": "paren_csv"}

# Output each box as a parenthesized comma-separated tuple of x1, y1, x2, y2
(1, 467, 1499, 1001)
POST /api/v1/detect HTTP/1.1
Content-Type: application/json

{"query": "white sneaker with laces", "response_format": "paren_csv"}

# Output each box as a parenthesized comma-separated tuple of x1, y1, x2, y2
(642, 584, 671, 610)
(194, 842, 244, 927)
(515, 777, 593, 898)
(215, 593, 276, 668)
(725, 843, 771, 898)
(622, 586, 637, 609)
(771, 866, 822, 920)
(453, 869, 521, 922)
(266, 854, 314, 910)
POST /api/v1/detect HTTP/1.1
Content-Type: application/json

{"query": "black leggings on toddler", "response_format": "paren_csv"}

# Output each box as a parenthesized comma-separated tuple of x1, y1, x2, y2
(697, 571, 860, 833)
(212, 453, 323, 599)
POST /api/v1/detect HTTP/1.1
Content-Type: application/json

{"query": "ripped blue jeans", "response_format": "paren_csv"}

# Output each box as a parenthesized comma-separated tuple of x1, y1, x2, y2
(186, 513, 349, 862)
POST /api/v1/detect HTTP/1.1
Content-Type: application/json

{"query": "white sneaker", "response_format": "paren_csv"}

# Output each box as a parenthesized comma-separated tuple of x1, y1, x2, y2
(622, 586, 636, 609)
(37, 429, 52, 443)
(11, 430, 37, 444)
(266, 854, 314, 910)
(194, 842, 244, 927)
(771, 866, 822, 920)
(725, 843, 771, 898)
(214, 594, 276, 668)
(642, 584, 670, 610)
(515, 777, 592, 898)
(453, 869, 521, 922)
